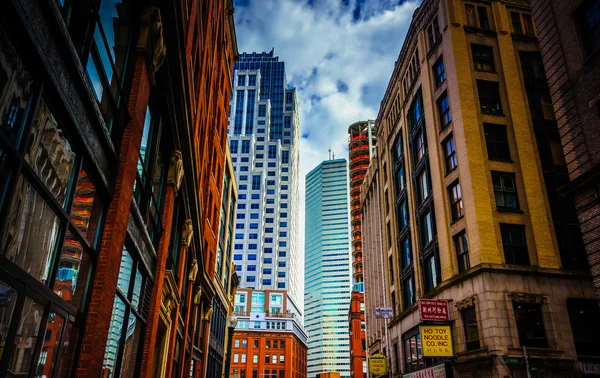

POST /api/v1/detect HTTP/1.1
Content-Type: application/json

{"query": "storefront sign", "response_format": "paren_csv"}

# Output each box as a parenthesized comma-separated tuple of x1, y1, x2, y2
(418, 299, 449, 321)
(368, 353, 387, 376)
(420, 325, 453, 357)
(375, 307, 393, 319)
(402, 363, 447, 378)
(580, 362, 600, 375)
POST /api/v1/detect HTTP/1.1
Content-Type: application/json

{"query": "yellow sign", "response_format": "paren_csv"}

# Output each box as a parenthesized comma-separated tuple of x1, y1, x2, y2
(369, 353, 387, 376)
(420, 325, 454, 357)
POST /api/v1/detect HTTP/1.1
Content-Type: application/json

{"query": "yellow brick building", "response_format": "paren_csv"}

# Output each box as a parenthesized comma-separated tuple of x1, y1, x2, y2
(362, 0, 600, 376)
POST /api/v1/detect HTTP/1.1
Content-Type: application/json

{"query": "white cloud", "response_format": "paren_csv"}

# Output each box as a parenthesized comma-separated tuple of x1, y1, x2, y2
(233, 0, 418, 305)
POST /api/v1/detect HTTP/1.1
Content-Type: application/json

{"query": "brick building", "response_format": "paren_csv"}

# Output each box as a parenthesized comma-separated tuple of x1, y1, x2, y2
(528, 0, 600, 304)
(0, 0, 238, 377)
(348, 292, 366, 378)
(229, 288, 307, 378)
(361, 0, 600, 376)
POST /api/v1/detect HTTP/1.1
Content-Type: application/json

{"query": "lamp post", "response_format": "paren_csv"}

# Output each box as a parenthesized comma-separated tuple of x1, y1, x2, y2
(224, 314, 238, 378)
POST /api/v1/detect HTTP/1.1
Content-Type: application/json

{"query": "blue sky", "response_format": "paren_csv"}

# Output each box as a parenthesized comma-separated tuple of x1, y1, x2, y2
(232, 0, 418, 287)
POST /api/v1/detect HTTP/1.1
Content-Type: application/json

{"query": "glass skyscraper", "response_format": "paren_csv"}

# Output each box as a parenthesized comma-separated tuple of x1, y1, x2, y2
(304, 158, 351, 377)
(227, 50, 301, 304)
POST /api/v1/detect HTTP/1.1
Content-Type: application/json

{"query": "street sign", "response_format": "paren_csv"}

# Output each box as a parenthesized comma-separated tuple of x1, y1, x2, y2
(375, 307, 393, 319)
(580, 362, 600, 374)
(420, 325, 453, 357)
(368, 353, 387, 376)
(418, 299, 449, 321)
(402, 363, 447, 378)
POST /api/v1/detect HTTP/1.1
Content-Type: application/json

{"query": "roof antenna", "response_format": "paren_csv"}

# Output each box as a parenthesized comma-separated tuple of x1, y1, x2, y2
(328, 148, 332, 160)
(332, 151, 335, 160)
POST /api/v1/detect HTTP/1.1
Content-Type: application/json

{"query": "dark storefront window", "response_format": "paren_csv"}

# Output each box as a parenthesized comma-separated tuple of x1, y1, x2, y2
(567, 298, 600, 357)
(403, 328, 424, 372)
(0, 27, 106, 377)
(513, 302, 548, 348)
(462, 306, 480, 350)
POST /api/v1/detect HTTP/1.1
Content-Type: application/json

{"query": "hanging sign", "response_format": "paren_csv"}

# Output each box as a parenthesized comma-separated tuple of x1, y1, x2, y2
(420, 325, 454, 357)
(418, 299, 449, 321)
(368, 353, 387, 376)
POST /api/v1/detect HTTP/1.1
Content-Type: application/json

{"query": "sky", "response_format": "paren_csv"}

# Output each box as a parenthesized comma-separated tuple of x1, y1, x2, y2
(233, 0, 419, 299)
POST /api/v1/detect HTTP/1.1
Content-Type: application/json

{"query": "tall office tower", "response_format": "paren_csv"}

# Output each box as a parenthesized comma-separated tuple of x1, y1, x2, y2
(305, 158, 352, 378)
(347, 120, 375, 378)
(529, 0, 600, 304)
(227, 50, 301, 303)
(360, 0, 599, 376)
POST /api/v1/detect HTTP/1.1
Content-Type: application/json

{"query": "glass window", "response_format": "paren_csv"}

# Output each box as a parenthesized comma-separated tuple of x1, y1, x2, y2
(437, 92, 451, 128)
(400, 237, 411, 270)
(448, 181, 463, 221)
(402, 275, 415, 309)
(454, 231, 470, 273)
(513, 302, 548, 348)
(511, 12, 523, 34)
(5, 297, 44, 375)
(462, 307, 481, 351)
(465, 4, 477, 27)
(403, 329, 424, 372)
(433, 57, 446, 88)
(477, 6, 490, 29)
(237, 75, 246, 86)
(423, 253, 440, 293)
(248, 75, 257, 86)
(0, 279, 18, 361)
(492, 172, 518, 209)
(484, 123, 510, 161)
(443, 136, 457, 173)
(397, 200, 408, 231)
(500, 223, 530, 265)
(477, 80, 502, 115)
(414, 131, 425, 164)
(53, 229, 93, 310)
(417, 171, 429, 205)
(420, 211, 434, 248)
(566, 298, 600, 357)
(471, 44, 494, 72)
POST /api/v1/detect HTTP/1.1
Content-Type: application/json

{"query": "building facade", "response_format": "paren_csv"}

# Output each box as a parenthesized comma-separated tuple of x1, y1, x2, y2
(347, 121, 375, 378)
(229, 288, 307, 378)
(529, 0, 600, 304)
(227, 50, 301, 303)
(363, 0, 600, 376)
(0, 0, 239, 377)
(305, 158, 352, 377)
(360, 156, 389, 364)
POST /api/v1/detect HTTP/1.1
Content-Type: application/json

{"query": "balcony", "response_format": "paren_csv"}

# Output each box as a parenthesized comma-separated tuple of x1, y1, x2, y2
(350, 174, 366, 187)
(352, 235, 362, 245)
(351, 215, 361, 225)
(350, 164, 369, 177)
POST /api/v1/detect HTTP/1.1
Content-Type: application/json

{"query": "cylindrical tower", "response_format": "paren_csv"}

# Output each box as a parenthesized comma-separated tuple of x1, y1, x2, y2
(348, 120, 376, 293)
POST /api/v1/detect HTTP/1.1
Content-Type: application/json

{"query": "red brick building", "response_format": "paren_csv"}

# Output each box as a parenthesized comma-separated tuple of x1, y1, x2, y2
(229, 288, 308, 378)
(529, 0, 600, 304)
(0, 0, 238, 377)
(348, 292, 366, 378)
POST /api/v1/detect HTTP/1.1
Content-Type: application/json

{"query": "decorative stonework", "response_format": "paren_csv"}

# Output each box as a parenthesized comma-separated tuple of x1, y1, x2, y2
(455, 296, 477, 310)
(193, 286, 202, 305)
(138, 6, 166, 81)
(161, 270, 181, 318)
(181, 219, 193, 247)
(508, 292, 546, 304)
(203, 305, 213, 321)
(188, 259, 198, 282)
(167, 150, 184, 191)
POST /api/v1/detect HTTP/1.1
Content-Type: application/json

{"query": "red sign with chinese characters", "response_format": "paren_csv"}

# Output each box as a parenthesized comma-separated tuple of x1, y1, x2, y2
(418, 299, 449, 321)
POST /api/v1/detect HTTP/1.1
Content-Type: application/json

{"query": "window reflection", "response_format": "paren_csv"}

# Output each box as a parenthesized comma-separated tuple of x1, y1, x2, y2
(6, 297, 44, 377)
(36, 312, 66, 377)
(53, 229, 91, 310)
(1, 176, 61, 284)
(103, 295, 125, 377)
(0, 24, 35, 144)
(25, 100, 76, 207)
(118, 248, 133, 295)
(0, 280, 18, 361)
(120, 310, 142, 378)
(70, 168, 103, 245)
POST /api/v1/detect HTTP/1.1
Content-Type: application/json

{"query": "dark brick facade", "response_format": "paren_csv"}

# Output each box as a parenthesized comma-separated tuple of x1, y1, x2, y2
(530, 0, 600, 303)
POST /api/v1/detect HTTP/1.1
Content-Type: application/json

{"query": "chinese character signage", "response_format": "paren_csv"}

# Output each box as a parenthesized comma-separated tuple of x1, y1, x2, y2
(375, 307, 393, 319)
(418, 299, 449, 321)
(420, 325, 453, 357)
(581, 362, 600, 374)
(368, 353, 387, 376)
(402, 363, 447, 378)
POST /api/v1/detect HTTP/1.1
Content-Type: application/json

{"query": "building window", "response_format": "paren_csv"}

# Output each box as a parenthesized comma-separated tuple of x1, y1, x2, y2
(448, 181, 463, 221)
(417, 171, 430, 205)
(566, 298, 600, 357)
(433, 57, 446, 88)
(471, 44, 494, 72)
(465, 4, 491, 29)
(500, 224, 530, 265)
(443, 136, 457, 173)
(230, 140, 238, 153)
(248, 75, 257, 86)
(422, 253, 440, 293)
(477, 6, 490, 29)
(484, 123, 510, 161)
(454, 232, 470, 272)
(511, 12, 523, 35)
(268, 145, 277, 159)
(492, 172, 518, 209)
(238, 75, 246, 86)
(400, 237, 412, 270)
(427, 17, 441, 50)
(437, 92, 452, 128)
(403, 328, 424, 372)
(251, 175, 261, 190)
(397, 201, 409, 231)
(462, 307, 481, 351)
(420, 210, 434, 248)
(575, 0, 600, 55)
(402, 275, 415, 309)
(477, 80, 502, 115)
(414, 131, 425, 164)
(513, 302, 548, 348)
(241, 140, 250, 154)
